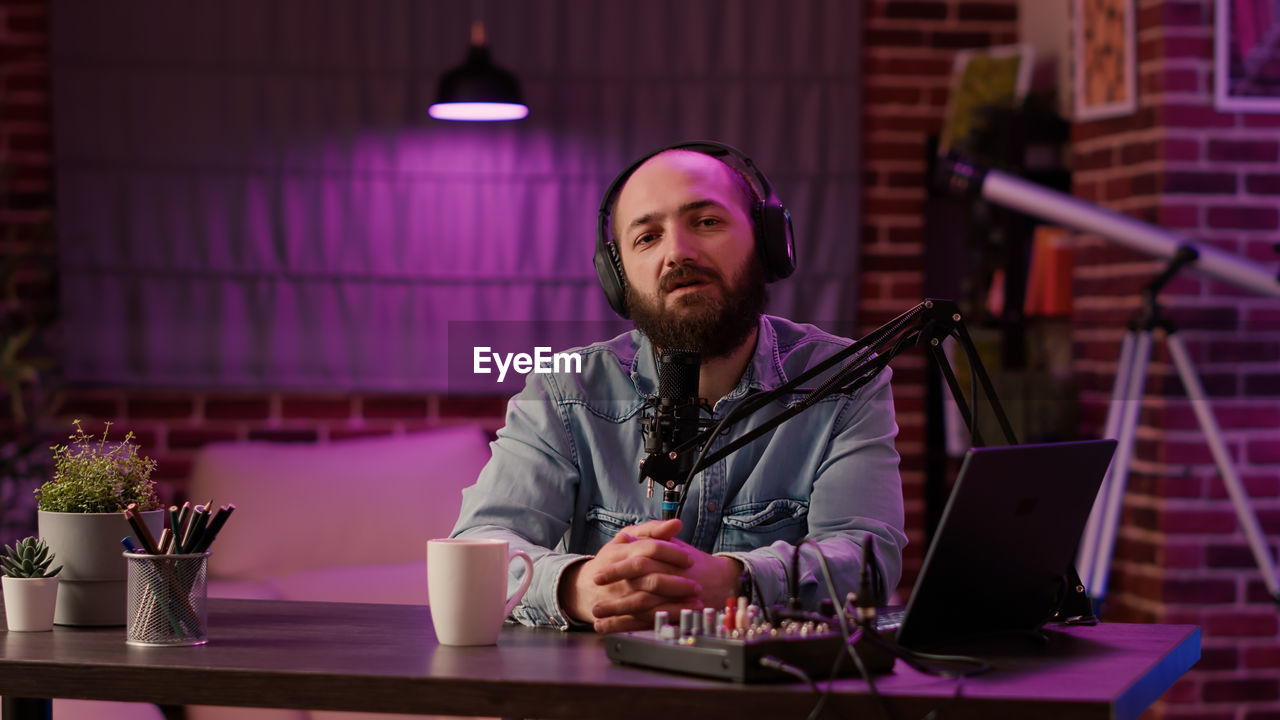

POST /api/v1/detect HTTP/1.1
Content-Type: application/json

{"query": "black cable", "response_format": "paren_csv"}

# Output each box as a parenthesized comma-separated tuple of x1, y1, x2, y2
(801, 539, 896, 720)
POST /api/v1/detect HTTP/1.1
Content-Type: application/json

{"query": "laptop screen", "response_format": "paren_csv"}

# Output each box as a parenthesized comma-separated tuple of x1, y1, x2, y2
(895, 439, 1117, 649)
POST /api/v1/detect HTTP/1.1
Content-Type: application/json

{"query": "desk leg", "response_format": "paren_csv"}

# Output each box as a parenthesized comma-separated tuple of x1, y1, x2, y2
(0, 697, 51, 720)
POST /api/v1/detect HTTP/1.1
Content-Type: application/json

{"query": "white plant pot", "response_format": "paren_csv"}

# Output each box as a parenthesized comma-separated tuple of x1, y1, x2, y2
(3, 575, 60, 631)
(37, 509, 165, 626)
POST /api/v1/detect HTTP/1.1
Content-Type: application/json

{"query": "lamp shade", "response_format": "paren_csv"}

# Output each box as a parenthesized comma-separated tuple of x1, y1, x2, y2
(429, 22, 528, 122)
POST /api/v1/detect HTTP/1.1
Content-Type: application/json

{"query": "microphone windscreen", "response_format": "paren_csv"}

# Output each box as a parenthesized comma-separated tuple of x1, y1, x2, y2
(657, 349, 700, 404)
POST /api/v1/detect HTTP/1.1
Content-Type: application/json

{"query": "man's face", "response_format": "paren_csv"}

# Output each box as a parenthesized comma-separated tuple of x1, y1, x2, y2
(611, 151, 767, 357)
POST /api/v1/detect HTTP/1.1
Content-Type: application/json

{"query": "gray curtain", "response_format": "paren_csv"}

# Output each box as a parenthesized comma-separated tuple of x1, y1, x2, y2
(52, 0, 862, 392)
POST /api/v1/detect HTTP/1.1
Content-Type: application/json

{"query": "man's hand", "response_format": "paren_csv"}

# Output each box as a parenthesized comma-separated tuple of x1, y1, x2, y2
(559, 519, 744, 634)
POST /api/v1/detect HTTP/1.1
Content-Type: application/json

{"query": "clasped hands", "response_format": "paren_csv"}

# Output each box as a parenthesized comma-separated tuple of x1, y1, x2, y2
(559, 518, 742, 634)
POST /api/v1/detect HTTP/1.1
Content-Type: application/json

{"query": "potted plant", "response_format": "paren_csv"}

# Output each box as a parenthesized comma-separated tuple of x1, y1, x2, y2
(2, 536, 62, 631)
(35, 420, 164, 626)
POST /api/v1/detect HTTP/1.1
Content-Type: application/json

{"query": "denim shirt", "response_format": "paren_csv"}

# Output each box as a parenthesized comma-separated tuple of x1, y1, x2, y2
(451, 315, 907, 629)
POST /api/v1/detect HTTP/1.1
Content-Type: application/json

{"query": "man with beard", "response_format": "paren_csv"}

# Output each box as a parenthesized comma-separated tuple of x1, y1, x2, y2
(451, 143, 905, 634)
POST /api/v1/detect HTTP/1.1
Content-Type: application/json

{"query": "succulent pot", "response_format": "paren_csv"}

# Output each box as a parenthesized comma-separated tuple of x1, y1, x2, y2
(37, 509, 164, 626)
(2, 575, 60, 631)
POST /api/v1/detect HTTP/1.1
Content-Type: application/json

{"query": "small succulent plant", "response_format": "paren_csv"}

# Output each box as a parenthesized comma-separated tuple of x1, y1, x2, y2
(1, 536, 62, 579)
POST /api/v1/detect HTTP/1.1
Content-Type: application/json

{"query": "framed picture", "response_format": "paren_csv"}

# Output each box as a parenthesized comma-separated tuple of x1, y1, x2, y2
(1215, 0, 1280, 112)
(1073, 0, 1136, 121)
(938, 44, 1034, 155)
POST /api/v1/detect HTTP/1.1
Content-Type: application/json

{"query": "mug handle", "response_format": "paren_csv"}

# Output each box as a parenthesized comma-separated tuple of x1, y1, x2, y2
(503, 550, 535, 617)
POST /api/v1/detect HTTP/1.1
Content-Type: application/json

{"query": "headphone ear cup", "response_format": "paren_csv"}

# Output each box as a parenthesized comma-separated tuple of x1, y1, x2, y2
(593, 239, 630, 318)
(755, 200, 796, 281)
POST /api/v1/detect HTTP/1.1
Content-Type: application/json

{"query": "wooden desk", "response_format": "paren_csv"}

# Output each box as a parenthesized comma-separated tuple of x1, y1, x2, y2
(0, 598, 1199, 720)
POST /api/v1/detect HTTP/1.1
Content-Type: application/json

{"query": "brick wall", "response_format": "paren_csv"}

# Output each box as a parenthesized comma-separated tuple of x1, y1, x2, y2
(860, 0, 1020, 589)
(1070, 1, 1280, 718)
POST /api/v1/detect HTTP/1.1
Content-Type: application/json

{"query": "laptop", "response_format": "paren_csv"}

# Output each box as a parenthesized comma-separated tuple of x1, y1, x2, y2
(885, 439, 1117, 649)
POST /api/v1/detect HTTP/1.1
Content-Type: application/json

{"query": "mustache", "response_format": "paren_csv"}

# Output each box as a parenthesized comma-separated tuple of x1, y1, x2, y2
(658, 265, 723, 294)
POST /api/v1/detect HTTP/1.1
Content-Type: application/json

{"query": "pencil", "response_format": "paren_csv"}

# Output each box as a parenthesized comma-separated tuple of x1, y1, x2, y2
(194, 504, 235, 553)
(123, 506, 160, 554)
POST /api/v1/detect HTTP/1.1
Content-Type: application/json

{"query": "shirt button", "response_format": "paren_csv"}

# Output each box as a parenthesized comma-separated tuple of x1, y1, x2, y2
(706, 502, 717, 512)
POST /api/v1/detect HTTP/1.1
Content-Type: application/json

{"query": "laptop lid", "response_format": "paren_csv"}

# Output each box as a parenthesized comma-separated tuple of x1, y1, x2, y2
(894, 439, 1117, 649)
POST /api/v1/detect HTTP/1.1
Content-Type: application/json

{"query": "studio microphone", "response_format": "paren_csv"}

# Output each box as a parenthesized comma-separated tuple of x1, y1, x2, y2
(639, 349, 705, 519)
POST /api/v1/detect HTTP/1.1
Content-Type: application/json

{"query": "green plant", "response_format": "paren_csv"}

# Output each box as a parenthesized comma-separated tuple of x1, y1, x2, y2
(35, 420, 159, 513)
(1, 536, 61, 578)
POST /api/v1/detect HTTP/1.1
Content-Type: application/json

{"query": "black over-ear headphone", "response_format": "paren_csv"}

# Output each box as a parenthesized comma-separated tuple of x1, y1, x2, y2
(593, 140, 796, 318)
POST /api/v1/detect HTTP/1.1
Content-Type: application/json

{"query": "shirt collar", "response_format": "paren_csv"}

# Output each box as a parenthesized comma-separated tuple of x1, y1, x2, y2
(626, 315, 788, 400)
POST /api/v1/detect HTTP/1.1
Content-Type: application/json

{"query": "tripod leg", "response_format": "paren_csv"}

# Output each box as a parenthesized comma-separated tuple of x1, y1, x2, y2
(1165, 334, 1280, 604)
(1078, 331, 1138, 588)
(1086, 331, 1155, 611)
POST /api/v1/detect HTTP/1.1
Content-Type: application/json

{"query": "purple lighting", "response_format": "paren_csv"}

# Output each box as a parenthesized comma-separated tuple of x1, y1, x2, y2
(428, 102, 529, 122)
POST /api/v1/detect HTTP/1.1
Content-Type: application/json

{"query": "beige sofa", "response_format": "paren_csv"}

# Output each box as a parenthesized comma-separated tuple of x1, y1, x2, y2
(183, 425, 493, 720)
(7, 425, 493, 720)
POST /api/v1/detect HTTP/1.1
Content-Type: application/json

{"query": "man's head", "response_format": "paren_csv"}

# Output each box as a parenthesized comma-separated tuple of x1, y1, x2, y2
(593, 142, 795, 357)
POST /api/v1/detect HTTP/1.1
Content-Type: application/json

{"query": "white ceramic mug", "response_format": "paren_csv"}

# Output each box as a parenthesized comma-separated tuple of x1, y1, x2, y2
(426, 538, 533, 646)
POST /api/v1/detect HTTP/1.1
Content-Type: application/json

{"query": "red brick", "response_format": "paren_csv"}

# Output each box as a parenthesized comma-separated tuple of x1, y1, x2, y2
(865, 141, 924, 162)
(205, 397, 271, 421)
(1074, 147, 1115, 171)
(1158, 204, 1200, 228)
(281, 396, 354, 420)
(929, 31, 993, 49)
(1161, 104, 1236, 129)
(1208, 139, 1280, 163)
(362, 396, 429, 420)
(865, 85, 923, 105)
(886, 226, 921, 245)
(149, 455, 192, 483)
(1206, 543, 1274, 569)
(884, 1, 949, 20)
(437, 395, 508, 419)
(865, 57, 954, 77)
(1248, 438, 1280, 463)
(1244, 645, 1280, 669)
(54, 394, 120, 419)
(1120, 141, 1158, 164)
(1197, 645, 1240, 671)
(1159, 3, 1207, 26)
(1162, 35, 1214, 60)
(866, 28, 926, 47)
(957, 3, 1017, 21)
(246, 429, 318, 444)
(1244, 374, 1280, 397)
(126, 397, 195, 420)
(1162, 509, 1239, 534)
(1206, 474, 1280, 500)
(1162, 138, 1201, 161)
(1161, 542, 1205, 569)
(328, 427, 395, 441)
(1163, 171, 1237, 194)
(168, 429, 238, 450)
(1204, 612, 1279, 637)
(1244, 114, 1280, 128)
(1246, 174, 1280, 194)
(865, 115, 940, 134)
(1247, 310, 1280, 332)
(1207, 205, 1279, 230)
(1202, 678, 1278, 703)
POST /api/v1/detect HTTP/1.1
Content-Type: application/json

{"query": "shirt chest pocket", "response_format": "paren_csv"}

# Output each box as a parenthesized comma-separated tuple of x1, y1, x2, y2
(717, 498, 809, 553)
(583, 506, 649, 553)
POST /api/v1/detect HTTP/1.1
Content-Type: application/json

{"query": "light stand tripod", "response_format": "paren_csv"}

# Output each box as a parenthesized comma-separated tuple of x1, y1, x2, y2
(1075, 248, 1280, 612)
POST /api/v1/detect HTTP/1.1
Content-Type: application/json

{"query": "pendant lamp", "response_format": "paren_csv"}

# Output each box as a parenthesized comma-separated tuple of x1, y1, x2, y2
(429, 21, 528, 121)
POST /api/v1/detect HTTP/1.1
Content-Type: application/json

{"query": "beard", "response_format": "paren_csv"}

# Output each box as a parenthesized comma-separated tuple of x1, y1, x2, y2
(627, 254, 768, 359)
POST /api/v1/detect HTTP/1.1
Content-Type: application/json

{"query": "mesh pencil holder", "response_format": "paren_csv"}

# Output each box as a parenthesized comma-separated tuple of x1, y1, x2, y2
(124, 551, 210, 646)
